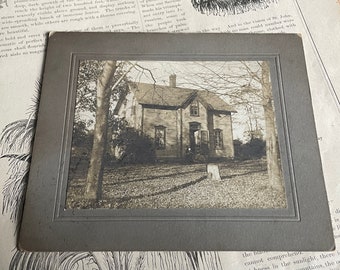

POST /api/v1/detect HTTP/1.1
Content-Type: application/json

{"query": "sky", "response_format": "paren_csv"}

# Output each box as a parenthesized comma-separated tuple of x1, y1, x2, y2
(124, 60, 267, 141)
(76, 60, 270, 142)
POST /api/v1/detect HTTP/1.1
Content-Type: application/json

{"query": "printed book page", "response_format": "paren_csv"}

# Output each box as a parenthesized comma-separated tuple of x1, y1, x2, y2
(294, 0, 340, 110)
(0, 0, 339, 269)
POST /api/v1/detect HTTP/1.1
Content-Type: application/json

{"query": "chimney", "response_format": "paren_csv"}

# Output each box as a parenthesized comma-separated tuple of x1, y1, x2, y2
(169, 74, 176, 87)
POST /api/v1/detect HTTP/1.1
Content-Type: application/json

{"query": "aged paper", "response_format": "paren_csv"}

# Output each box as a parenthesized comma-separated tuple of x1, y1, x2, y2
(0, 0, 339, 269)
(294, 0, 340, 110)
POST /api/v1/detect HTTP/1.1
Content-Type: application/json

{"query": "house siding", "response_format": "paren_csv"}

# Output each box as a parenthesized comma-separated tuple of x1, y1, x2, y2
(142, 107, 180, 159)
(119, 91, 143, 130)
(212, 113, 234, 158)
(118, 85, 235, 161)
(182, 99, 208, 156)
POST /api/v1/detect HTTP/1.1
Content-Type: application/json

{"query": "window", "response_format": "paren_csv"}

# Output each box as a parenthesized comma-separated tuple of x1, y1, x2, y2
(200, 130, 209, 155)
(201, 130, 209, 145)
(155, 126, 166, 149)
(190, 100, 199, 116)
(214, 129, 223, 149)
(189, 122, 201, 131)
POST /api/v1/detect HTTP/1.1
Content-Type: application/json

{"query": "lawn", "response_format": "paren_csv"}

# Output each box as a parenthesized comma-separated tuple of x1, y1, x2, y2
(66, 159, 287, 209)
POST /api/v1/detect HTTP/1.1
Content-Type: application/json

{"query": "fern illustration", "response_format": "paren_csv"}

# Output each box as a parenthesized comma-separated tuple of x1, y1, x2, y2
(191, 0, 277, 15)
(0, 83, 223, 269)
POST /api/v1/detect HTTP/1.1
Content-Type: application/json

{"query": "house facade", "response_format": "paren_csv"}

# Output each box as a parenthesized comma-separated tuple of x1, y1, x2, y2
(116, 75, 236, 161)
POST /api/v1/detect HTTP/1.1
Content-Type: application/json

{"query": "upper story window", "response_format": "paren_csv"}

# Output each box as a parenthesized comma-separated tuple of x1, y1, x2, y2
(190, 100, 199, 116)
(155, 125, 166, 150)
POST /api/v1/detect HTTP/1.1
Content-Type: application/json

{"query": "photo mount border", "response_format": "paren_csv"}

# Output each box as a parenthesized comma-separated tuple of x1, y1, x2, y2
(19, 33, 334, 251)
(55, 53, 298, 222)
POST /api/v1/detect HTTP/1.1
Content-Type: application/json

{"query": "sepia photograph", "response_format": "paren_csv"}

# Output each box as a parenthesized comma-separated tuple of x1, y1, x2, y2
(65, 60, 287, 209)
(19, 33, 334, 252)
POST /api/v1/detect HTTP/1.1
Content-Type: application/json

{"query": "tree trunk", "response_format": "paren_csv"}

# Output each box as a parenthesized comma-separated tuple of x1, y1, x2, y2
(85, 61, 117, 201)
(261, 61, 284, 192)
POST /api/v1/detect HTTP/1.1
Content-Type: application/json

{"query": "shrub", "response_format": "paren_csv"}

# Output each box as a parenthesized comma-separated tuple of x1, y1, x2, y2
(72, 120, 93, 148)
(234, 138, 266, 160)
(114, 128, 156, 164)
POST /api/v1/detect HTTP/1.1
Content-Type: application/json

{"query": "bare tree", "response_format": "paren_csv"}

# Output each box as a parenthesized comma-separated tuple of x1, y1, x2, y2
(0, 69, 224, 270)
(175, 61, 284, 191)
(261, 61, 283, 192)
(84, 60, 117, 200)
(82, 60, 141, 201)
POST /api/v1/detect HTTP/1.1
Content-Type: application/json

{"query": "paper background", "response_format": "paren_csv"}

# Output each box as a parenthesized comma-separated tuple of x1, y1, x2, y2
(0, 0, 339, 269)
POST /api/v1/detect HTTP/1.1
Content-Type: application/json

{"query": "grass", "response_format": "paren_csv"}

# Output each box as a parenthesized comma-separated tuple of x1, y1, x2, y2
(66, 158, 287, 209)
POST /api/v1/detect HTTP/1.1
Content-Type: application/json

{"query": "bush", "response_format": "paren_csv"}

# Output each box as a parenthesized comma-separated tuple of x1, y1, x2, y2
(234, 138, 266, 160)
(72, 120, 93, 149)
(114, 128, 156, 164)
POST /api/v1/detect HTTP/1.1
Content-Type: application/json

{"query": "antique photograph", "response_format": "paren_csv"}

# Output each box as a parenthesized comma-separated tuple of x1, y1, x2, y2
(18, 33, 334, 252)
(65, 60, 287, 209)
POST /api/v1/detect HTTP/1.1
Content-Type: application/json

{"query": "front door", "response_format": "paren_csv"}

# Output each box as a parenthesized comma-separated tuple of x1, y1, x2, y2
(189, 122, 201, 153)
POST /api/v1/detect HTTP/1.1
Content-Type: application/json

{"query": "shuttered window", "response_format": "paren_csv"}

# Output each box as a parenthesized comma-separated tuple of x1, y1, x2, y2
(214, 129, 223, 149)
(155, 126, 166, 149)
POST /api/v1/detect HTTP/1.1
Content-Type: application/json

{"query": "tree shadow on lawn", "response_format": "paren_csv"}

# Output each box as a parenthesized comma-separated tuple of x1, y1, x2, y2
(104, 159, 267, 187)
(220, 168, 267, 180)
(114, 175, 207, 206)
(66, 159, 280, 209)
(109, 166, 268, 208)
(105, 166, 207, 186)
(219, 158, 267, 171)
(68, 162, 206, 184)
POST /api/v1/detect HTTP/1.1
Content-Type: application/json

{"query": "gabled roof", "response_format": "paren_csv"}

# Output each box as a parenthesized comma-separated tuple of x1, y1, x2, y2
(129, 82, 236, 113)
